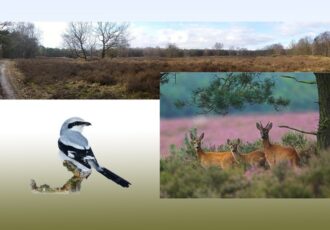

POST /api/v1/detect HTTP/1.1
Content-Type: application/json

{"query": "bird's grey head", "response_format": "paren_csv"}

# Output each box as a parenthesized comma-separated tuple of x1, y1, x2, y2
(60, 117, 91, 135)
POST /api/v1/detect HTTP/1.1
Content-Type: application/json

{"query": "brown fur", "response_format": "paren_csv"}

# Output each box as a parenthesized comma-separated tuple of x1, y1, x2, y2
(256, 122, 300, 168)
(228, 139, 267, 167)
(190, 133, 237, 169)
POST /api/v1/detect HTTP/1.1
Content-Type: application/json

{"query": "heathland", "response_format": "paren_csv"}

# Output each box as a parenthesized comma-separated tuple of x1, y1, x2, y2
(2, 22, 330, 99)
(2, 55, 330, 99)
(160, 129, 328, 198)
(160, 72, 325, 198)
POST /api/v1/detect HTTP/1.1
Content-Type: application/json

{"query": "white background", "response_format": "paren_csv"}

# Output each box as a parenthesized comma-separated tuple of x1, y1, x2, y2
(0, 100, 159, 190)
(0, 0, 330, 21)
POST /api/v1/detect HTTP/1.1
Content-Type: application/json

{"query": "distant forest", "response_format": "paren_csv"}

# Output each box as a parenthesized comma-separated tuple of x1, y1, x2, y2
(1, 21, 330, 59)
(160, 72, 319, 118)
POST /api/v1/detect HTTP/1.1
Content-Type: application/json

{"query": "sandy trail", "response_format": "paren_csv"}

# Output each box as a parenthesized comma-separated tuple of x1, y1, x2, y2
(0, 61, 16, 99)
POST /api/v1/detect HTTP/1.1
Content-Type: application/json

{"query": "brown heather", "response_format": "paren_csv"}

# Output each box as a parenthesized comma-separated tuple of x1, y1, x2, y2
(12, 55, 330, 99)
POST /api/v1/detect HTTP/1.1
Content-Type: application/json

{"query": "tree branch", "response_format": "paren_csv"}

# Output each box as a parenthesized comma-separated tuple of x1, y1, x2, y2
(280, 75, 316, 84)
(31, 161, 90, 193)
(278, 125, 317, 135)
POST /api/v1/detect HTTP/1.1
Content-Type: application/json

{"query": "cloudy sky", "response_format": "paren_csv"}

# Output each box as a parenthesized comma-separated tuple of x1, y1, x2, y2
(34, 22, 330, 50)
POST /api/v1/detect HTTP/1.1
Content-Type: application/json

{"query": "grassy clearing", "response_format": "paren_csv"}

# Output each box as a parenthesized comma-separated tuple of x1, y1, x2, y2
(160, 130, 330, 198)
(8, 55, 330, 99)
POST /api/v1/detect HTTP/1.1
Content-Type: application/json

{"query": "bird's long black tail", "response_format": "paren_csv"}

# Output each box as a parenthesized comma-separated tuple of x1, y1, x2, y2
(96, 167, 131, 188)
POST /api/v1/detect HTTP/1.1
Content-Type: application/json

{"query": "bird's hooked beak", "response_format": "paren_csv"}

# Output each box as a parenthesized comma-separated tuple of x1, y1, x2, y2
(84, 121, 92, 126)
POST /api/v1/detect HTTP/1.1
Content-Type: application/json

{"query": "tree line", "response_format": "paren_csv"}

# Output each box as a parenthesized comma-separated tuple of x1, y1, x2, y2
(2, 21, 330, 59)
(0, 22, 39, 58)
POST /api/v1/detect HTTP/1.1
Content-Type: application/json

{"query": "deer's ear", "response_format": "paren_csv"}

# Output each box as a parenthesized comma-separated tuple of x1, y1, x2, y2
(266, 122, 273, 130)
(269, 122, 273, 130)
(227, 139, 230, 144)
(256, 122, 261, 130)
(190, 132, 194, 140)
(199, 132, 204, 141)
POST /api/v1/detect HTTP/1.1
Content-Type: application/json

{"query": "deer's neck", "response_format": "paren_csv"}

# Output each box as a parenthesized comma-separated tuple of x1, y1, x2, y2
(230, 149, 242, 164)
(196, 147, 205, 159)
(263, 138, 272, 149)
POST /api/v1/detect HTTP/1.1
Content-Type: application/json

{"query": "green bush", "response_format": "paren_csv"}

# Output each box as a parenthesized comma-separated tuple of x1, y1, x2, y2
(281, 131, 308, 149)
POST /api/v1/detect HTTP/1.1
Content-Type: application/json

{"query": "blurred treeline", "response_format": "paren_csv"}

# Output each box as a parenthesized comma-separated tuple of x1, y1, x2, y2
(160, 73, 318, 118)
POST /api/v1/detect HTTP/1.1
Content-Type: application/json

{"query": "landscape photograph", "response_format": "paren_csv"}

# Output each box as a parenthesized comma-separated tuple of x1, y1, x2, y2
(2, 22, 330, 98)
(160, 72, 330, 198)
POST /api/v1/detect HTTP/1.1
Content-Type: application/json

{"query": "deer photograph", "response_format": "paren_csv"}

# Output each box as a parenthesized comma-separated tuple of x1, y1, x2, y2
(160, 72, 328, 198)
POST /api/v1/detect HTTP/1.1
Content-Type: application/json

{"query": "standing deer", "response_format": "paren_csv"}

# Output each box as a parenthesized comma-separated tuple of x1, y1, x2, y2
(256, 122, 300, 168)
(227, 139, 267, 168)
(190, 132, 237, 169)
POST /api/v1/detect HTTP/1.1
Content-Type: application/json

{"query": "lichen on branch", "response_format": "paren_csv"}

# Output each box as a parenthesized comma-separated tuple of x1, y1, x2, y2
(31, 160, 91, 193)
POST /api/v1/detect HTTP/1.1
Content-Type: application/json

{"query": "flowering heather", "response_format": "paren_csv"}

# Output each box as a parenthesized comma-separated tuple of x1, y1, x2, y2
(160, 112, 318, 157)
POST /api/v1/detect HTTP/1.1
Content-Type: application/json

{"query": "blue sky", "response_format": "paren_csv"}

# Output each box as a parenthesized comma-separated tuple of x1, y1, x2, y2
(35, 22, 330, 50)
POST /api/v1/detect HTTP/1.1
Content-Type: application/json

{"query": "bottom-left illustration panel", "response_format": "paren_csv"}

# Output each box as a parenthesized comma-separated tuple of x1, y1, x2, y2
(0, 100, 159, 228)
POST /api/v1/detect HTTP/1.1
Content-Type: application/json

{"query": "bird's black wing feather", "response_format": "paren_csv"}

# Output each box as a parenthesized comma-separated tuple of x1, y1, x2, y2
(58, 140, 95, 169)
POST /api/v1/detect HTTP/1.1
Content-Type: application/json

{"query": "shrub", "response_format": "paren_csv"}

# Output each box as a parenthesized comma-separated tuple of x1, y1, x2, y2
(281, 131, 308, 149)
(160, 129, 329, 198)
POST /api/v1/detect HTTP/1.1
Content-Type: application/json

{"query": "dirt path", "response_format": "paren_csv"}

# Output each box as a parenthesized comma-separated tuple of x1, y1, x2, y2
(0, 61, 16, 99)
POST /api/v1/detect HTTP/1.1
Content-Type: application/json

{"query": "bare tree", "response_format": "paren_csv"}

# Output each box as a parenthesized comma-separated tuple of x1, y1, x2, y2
(0, 22, 11, 57)
(289, 37, 313, 55)
(166, 43, 181, 57)
(313, 31, 330, 56)
(14, 22, 40, 41)
(213, 42, 224, 56)
(0, 22, 12, 31)
(96, 22, 129, 58)
(1, 22, 40, 58)
(63, 22, 93, 60)
(264, 43, 285, 55)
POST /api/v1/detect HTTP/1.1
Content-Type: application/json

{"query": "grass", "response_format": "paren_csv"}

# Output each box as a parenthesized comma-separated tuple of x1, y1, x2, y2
(7, 55, 330, 99)
(160, 129, 330, 198)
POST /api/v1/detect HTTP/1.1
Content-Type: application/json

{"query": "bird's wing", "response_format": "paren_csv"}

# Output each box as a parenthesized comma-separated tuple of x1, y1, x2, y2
(60, 130, 90, 150)
(58, 140, 99, 170)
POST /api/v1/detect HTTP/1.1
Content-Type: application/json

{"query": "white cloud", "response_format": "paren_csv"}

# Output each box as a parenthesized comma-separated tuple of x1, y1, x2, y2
(129, 25, 273, 49)
(34, 22, 67, 48)
(276, 22, 330, 38)
(33, 22, 330, 50)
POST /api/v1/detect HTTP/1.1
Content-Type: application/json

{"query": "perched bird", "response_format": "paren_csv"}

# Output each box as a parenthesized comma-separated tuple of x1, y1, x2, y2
(58, 117, 131, 188)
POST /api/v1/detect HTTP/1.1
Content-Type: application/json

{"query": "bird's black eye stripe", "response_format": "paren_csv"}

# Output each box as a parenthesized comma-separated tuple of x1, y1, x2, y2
(68, 121, 91, 129)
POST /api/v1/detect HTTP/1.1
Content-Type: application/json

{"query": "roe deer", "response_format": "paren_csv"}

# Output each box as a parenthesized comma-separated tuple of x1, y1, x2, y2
(190, 132, 237, 169)
(227, 139, 267, 168)
(256, 122, 300, 168)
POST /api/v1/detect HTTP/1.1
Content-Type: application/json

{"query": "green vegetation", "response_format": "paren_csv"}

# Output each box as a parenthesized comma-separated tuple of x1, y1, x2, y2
(161, 72, 318, 118)
(175, 73, 290, 114)
(160, 130, 329, 198)
(281, 131, 309, 150)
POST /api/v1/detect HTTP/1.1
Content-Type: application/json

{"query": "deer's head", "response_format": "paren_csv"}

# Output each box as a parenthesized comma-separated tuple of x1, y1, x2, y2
(190, 132, 204, 151)
(256, 122, 273, 140)
(227, 138, 240, 153)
